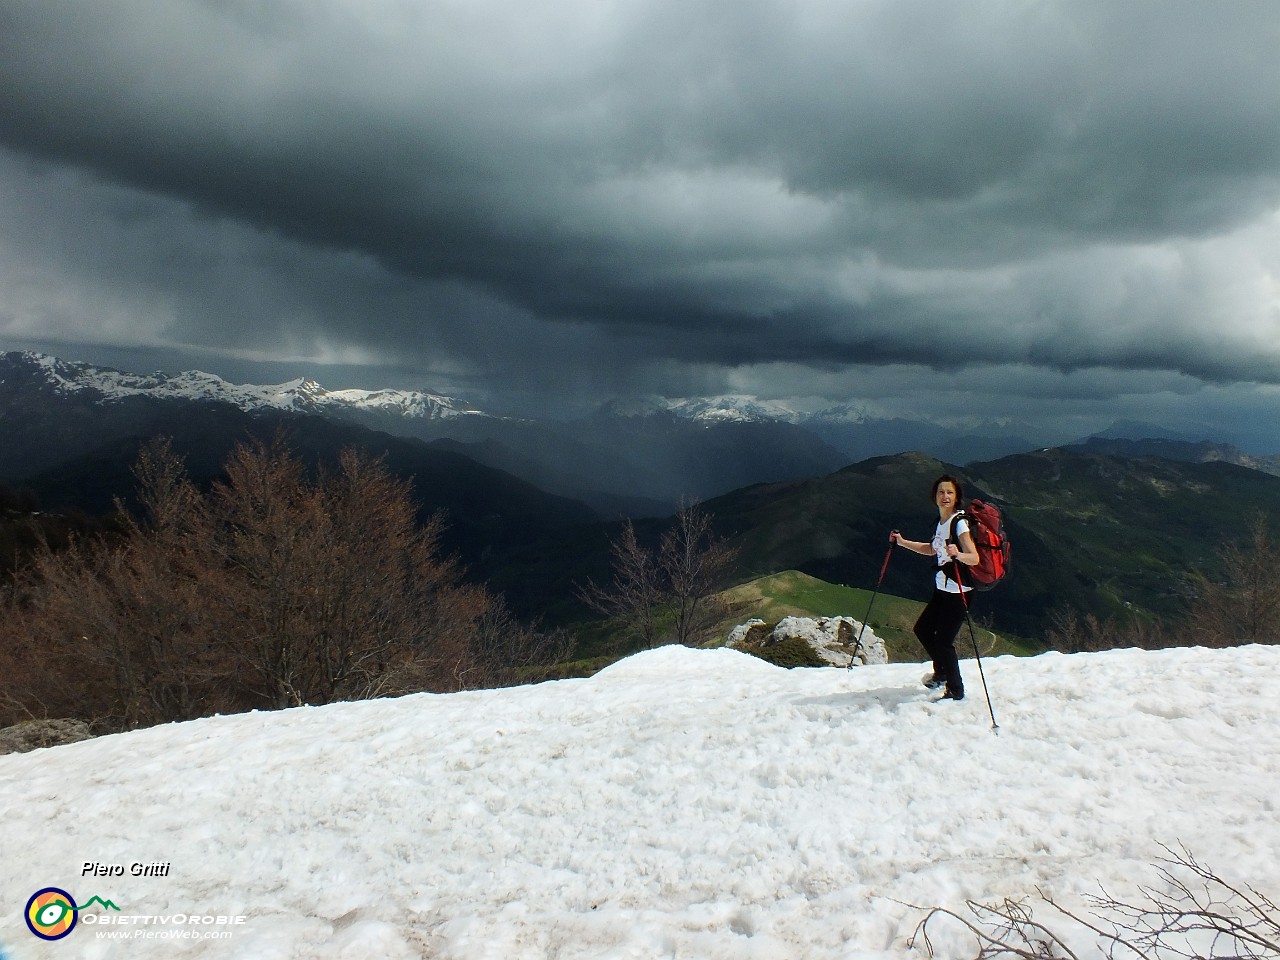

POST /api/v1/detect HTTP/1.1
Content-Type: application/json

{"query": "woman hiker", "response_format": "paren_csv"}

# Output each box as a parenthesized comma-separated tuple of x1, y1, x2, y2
(889, 474, 980, 701)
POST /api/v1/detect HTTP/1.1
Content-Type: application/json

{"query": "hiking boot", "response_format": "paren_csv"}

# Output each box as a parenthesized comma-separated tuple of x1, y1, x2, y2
(939, 685, 965, 701)
(922, 673, 945, 690)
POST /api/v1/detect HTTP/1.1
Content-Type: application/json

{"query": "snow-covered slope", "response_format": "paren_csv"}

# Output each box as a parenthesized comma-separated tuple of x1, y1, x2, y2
(2, 644, 1277, 959)
(9, 351, 486, 421)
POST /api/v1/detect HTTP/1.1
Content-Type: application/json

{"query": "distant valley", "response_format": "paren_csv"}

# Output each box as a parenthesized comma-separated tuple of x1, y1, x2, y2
(4, 350, 1280, 644)
(1, 351, 1076, 515)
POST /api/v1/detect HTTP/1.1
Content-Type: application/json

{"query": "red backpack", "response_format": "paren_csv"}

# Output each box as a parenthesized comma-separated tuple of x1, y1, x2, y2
(949, 500, 1010, 591)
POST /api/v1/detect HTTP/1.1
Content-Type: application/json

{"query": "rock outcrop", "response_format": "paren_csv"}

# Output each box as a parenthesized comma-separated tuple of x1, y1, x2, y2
(727, 616, 888, 667)
(0, 718, 94, 755)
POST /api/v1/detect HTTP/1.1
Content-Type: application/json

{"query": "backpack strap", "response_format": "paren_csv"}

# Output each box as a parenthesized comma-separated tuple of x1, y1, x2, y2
(939, 509, 968, 585)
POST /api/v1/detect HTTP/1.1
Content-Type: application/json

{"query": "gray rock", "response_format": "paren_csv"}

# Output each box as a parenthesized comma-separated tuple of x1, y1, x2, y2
(0, 718, 94, 755)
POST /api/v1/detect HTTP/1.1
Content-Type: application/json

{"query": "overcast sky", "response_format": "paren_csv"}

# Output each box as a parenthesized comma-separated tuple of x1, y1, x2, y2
(2, 0, 1279, 445)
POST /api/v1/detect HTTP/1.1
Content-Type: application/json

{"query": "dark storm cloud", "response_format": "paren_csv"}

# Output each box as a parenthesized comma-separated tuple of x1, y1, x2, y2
(1, 0, 1279, 407)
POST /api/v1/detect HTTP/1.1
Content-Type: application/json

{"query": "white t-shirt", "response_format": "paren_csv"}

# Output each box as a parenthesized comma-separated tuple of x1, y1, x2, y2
(931, 512, 971, 594)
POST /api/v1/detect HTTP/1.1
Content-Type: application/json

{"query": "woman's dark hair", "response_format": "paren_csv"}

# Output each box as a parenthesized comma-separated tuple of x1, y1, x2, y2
(931, 474, 964, 503)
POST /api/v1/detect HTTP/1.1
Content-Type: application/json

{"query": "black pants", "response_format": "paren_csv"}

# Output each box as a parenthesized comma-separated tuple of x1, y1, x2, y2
(913, 588, 968, 693)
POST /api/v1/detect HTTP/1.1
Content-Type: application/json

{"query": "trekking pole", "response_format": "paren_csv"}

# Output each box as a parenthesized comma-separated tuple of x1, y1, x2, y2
(848, 539, 895, 669)
(953, 560, 1000, 734)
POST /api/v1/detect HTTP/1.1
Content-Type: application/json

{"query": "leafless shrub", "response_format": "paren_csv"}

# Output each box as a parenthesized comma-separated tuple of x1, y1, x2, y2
(910, 896, 1081, 960)
(908, 845, 1279, 960)
(464, 599, 575, 689)
(1045, 609, 1173, 655)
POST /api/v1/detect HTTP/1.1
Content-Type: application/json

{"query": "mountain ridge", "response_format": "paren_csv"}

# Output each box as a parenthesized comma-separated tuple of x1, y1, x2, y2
(0, 351, 850, 510)
(1068, 435, 1280, 478)
(698, 447, 1280, 638)
(4, 350, 485, 421)
(7, 349, 1280, 640)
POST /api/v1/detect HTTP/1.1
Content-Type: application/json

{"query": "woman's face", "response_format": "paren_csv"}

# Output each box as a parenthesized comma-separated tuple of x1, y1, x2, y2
(935, 481, 958, 513)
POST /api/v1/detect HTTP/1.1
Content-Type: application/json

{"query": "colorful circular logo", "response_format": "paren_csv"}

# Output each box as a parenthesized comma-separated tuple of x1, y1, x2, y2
(25, 887, 78, 940)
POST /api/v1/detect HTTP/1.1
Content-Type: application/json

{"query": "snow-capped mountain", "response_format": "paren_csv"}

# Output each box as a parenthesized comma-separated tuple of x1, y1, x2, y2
(0, 352, 851, 511)
(0, 350, 1050, 513)
(663, 395, 1040, 436)
(7, 351, 487, 421)
(595, 394, 844, 425)
(652, 395, 1047, 464)
(662, 395, 806, 424)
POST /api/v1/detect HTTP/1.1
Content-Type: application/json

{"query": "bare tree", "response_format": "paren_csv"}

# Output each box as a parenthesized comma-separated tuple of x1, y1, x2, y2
(579, 503, 738, 649)
(207, 438, 490, 707)
(2, 521, 224, 729)
(116, 438, 226, 722)
(579, 519, 664, 649)
(0, 435, 552, 730)
(1186, 513, 1280, 648)
(660, 502, 738, 647)
(2, 541, 140, 728)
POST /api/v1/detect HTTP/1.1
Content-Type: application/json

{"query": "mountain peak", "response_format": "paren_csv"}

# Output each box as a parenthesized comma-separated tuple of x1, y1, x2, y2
(665, 395, 802, 424)
(0, 351, 487, 421)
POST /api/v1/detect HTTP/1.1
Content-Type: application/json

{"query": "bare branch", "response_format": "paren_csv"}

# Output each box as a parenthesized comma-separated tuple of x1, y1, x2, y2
(912, 849, 1279, 960)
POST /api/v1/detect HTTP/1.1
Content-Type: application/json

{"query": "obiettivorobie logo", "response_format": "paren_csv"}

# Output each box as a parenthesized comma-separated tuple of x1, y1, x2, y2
(24, 885, 247, 943)
(24, 887, 120, 941)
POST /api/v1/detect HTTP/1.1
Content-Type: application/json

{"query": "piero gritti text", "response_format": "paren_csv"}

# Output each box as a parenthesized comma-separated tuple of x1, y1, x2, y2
(83, 861, 171, 878)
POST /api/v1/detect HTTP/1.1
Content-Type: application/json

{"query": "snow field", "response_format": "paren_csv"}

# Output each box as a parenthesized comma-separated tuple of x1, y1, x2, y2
(1, 643, 1278, 959)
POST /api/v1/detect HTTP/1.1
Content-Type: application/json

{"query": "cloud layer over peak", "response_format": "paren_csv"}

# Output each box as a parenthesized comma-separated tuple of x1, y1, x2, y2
(2, 0, 1279, 442)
